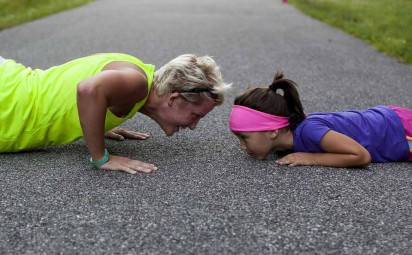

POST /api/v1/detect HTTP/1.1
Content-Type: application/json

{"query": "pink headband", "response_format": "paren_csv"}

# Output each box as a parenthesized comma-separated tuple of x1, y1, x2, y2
(229, 105, 289, 132)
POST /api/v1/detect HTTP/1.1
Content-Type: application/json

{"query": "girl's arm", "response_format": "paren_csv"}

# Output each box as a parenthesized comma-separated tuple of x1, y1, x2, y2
(276, 130, 371, 168)
(77, 68, 157, 174)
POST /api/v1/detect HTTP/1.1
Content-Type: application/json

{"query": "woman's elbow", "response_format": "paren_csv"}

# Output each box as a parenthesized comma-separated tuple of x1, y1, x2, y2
(77, 81, 97, 98)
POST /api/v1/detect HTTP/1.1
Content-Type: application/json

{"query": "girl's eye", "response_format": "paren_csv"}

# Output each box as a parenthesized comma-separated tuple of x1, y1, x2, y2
(234, 133, 247, 140)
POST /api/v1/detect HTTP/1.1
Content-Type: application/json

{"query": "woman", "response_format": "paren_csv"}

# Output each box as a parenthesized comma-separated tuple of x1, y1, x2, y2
(0, 53, 230, 174)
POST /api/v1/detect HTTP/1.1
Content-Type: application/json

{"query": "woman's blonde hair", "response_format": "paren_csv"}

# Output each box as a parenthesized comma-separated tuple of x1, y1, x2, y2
(153, 54, 231, 105)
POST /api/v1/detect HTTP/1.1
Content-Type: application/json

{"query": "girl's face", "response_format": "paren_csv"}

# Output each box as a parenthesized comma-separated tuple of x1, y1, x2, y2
(234, 131, 276, 160)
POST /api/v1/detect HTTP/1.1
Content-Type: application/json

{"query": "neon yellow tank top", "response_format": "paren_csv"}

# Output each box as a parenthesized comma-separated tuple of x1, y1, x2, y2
(0, 53, 155, 152)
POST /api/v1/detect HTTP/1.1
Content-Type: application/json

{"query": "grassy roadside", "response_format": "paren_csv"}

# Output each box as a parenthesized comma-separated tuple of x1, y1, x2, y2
(288, 0, 412, 64)
(0, 0, 94, 31)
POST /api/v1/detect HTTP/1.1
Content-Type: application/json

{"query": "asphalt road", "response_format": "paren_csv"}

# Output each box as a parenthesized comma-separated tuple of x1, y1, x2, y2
(0, 0, 411, 254)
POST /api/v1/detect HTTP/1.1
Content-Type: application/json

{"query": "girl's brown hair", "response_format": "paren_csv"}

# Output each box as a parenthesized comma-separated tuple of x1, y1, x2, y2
(234, 71, 305, 130)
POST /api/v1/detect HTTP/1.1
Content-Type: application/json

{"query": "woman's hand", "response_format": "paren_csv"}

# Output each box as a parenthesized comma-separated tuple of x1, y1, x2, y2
(105, 128, 150, 141)
(100, 154, 158, 174)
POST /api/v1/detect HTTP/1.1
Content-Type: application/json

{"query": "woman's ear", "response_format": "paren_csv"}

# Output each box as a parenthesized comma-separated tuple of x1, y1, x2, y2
(168, 92, 180, 106)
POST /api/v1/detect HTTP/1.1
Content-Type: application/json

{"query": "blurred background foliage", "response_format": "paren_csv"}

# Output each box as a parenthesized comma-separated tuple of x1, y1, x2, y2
(289, 0, 412, 64)
(0, 0, 93, 31)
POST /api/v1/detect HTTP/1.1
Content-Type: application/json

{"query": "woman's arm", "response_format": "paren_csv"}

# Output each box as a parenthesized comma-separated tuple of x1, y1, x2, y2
(77, 68, 157, 174)
(276, 130, 371, 168)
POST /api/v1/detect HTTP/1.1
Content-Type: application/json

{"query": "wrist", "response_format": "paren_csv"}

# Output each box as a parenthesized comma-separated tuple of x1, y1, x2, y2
(304, 153, 318, 166)
(90, 148, 110, 168)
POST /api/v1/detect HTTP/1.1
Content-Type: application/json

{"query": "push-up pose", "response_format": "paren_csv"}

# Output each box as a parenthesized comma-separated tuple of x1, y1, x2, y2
(0, 53, 230, 174)
(229, 71, 411, 168)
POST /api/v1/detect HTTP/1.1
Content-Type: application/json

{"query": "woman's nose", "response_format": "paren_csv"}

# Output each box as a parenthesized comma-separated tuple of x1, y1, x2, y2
(189, 119, 200, 130)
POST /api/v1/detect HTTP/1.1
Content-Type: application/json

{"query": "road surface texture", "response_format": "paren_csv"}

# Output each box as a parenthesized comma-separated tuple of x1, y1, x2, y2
(0, 0, 411, 254)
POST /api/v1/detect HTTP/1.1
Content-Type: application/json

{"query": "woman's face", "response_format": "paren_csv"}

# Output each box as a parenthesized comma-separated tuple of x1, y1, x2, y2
(234, 131, 275, 160)
(160, 94, 216, 136)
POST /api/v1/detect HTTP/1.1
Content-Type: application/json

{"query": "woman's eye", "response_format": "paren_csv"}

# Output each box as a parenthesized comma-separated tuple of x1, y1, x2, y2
(192, 113, 201, 119)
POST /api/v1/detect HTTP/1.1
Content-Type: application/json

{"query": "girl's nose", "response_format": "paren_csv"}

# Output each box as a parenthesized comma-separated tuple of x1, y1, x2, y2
(240, 141, 247, 151)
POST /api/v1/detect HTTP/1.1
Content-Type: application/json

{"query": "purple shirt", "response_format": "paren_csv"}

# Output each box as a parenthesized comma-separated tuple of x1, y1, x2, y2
(292, 105, 409, 162)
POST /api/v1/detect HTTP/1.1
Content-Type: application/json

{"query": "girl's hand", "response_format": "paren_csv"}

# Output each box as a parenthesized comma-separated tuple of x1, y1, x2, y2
(276, 152, 316, 166)
(105, 127, 150, 141)
(100, 154, 158, 174)
(276, 131, 371, 168)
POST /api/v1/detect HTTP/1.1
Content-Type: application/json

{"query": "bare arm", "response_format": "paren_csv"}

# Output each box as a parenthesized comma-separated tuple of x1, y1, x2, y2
(276, 130, 371, 168)
(77, 69, 145, 158)
(77, 68, 157, 173)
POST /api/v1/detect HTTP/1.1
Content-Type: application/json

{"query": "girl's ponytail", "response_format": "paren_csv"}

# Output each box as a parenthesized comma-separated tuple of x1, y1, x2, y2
(268, 71, 305, 129)
(234, 71, 305, 130)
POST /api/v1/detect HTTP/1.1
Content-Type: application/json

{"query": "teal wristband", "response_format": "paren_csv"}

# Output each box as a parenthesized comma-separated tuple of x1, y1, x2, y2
(90, 149, 110, 168)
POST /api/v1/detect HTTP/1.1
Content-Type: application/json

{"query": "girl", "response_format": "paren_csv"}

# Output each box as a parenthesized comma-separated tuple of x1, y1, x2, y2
(0, 53, 230, 174)
(229, 72, 412, 168)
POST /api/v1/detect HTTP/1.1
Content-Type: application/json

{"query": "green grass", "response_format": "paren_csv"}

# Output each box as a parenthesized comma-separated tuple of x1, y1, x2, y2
(0, 0, 94, 31)
(288, 0, 412, 64)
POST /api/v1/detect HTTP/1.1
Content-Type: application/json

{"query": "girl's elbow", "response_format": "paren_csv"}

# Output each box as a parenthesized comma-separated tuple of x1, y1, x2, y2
(357, 150, 371, 167)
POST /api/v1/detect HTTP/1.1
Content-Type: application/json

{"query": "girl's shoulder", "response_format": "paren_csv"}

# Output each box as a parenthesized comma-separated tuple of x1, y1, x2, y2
(306, 105, 394, 120)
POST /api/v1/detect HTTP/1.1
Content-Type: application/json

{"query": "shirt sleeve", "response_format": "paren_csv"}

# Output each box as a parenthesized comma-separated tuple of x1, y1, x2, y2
(298, 117, 332, 152)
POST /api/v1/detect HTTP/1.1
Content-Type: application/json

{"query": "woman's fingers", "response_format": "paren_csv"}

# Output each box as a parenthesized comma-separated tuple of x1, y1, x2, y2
(118, 166, 137, 175)
(104, 131, 125, 141)
(121, 130, 150, 140)
(128, 132, 150, 140)
(108, 128, 150, 140)
(100, 155, 157, 174)
(128, 160, 158, 173)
